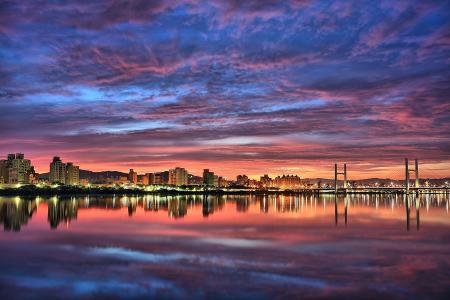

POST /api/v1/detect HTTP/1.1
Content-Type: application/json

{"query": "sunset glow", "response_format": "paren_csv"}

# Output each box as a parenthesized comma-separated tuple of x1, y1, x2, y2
(1, 1, 449, 179)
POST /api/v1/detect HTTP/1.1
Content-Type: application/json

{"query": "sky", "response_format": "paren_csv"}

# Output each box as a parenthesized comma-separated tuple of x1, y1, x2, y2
(0, 0, 449, 179)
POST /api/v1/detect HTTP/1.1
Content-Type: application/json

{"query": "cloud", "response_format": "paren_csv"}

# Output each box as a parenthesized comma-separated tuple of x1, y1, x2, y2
(0, 0, 449, 178)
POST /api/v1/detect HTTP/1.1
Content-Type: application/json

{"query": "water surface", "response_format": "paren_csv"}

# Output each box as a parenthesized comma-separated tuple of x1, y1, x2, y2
(0, 194, 449, 299)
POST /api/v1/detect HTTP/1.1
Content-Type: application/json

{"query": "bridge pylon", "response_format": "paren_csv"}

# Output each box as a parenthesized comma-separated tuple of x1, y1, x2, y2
(334, 163, 348, 194)
(405, 158, 419, 195)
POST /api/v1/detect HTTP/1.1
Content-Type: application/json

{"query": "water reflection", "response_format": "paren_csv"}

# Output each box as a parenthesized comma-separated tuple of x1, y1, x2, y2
(48, 197, 78, 228)
(0, 193, 448, 232)
(0, 197, 37, 231)
(1, 194, 449, 300)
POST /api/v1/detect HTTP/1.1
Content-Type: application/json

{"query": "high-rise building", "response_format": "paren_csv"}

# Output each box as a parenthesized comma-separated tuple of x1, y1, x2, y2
(28, 166, 39, 184)
(0, 160, 9, 184)
(65, 162, 80, 185)
(49, 156, 66, 184)
(154, 173, 163, 184)
(128, 169, 137, 184)
(169, 167, 188, 186)
(0, 153, 36, 184)
(218, 176, 228, 188)
(49, 157, 80, 185)
(273, 175, 301, 189)
(236, 175, 249, 186)
(6, 153, 32, 184)
(260, 174, 273, 188)
(203, 169, 216, 186)
(145, 173, 155, 185)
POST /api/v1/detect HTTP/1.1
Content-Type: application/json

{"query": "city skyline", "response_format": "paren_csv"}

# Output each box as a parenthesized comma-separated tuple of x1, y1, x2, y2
(1, 1, 450, 180)
(1, 152, 449, 185)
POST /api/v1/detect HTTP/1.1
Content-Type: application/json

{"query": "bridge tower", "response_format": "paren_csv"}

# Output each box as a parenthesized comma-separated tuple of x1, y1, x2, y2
(334, 163, 347, 193)
(405, 158, 419, 195)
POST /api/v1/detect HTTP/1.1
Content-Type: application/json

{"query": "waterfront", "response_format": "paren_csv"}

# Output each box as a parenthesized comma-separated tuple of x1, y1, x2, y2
(0, 194, 449, 299)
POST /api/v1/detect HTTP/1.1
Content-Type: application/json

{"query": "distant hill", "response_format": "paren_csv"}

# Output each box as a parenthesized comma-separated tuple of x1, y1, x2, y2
(38, 171, 449, 185)
(301, 177, 450, 185)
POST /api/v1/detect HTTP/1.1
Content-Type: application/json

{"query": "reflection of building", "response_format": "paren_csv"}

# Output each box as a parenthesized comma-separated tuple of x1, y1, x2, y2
(259, 195, 269, 213)
(128, 201, 137, 216)
(0, 199, 37, 231)
(168, 199, 187, 218)
(169, 167, 188, 186)
(236, 197, 250, 212)
(202, 195, 225, 217)
(48, 199, 78, 228)
(0, 153, 35, 184)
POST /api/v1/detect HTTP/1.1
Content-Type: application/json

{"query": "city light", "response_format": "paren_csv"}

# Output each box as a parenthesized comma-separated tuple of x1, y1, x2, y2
(1, 154, 449, 194)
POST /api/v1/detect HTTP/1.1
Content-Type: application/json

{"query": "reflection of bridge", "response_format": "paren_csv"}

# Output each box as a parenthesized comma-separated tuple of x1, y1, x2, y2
(304, 187, 450, 194)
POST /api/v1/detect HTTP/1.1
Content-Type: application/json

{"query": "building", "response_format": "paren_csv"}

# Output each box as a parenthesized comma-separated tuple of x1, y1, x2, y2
(153, 173, 164, 184)
(168, 167, 188, 186)
(1, 153, 33, 184)
(188, 174, 202, 185)
(218, 176, 228, 188)
(145, 173, 155, 184)
(153, 171, 169, 184)
(236, 175, 249, 186)
(9, 153, 31, 184)
(273, 175, 302, 189)
(65, 162, 80, 185)
(0, 160, 9, 184)
(203, 169, 216, 186)
(260, 174, 273, 188)
(138, 174, 149, 185)
(28, 166, 39, 184)
(49, 157, 80, 185)
(128, 169, 137, 184)
(49, 157, 66, 184)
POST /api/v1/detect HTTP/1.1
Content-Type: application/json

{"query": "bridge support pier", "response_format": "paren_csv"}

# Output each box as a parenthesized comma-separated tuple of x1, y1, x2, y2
(405, 158, 420, 195)
(334, 163, 348, 194)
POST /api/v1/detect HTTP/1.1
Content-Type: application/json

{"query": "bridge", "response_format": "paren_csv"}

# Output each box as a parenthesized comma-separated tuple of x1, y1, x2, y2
(274, 159, 448, 195)
(323, 159, 449, 194)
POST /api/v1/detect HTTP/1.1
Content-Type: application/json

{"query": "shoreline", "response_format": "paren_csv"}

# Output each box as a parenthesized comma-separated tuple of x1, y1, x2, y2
(0, 185, 448, 197)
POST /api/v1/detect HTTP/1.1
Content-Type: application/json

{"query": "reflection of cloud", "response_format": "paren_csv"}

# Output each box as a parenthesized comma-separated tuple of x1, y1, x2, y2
(88, 246, 190, 263)
(78, 246, 289, 268)
(0, 195, 449, 299)
(250, 272, 328, 289)
(200, 237, 274, 248)
(1, 274, 176, 297)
